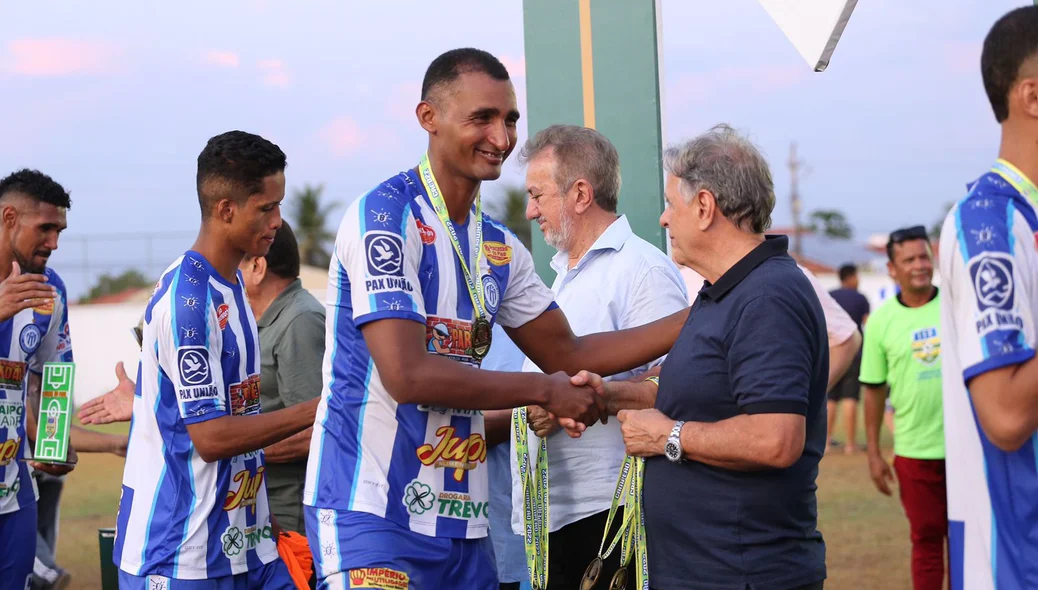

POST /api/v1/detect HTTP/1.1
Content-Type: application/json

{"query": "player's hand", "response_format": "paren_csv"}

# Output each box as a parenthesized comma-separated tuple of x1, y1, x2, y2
(541, 371, 605, 438)
(0, 261, 55, 323)
(867, 453, 895, 496)
(526, 405, 560, 438)
(30, 447, 78, 476)
(78, 362, 135, 424)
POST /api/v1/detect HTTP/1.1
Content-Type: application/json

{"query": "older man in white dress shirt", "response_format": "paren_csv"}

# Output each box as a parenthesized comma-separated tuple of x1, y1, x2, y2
(496, 125, 689, 589)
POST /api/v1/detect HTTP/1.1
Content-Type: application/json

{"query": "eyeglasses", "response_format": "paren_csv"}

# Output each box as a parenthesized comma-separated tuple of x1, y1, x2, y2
(888, 225, 928, 246)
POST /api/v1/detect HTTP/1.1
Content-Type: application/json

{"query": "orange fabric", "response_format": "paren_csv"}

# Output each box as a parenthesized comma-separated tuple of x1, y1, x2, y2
(278, 532, 314, 590)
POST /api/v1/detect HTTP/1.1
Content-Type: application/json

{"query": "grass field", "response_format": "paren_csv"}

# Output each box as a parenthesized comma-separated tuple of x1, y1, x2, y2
(53, 420, 911, 589)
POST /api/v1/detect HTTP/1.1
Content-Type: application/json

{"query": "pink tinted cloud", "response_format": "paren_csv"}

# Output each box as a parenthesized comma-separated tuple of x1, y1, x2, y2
(205, 51, 240, 68)
(257, 59, 290, 87)
(319, 116, 363, 157)
(317, 116, 400, 158)
(3, 39, 120, 76)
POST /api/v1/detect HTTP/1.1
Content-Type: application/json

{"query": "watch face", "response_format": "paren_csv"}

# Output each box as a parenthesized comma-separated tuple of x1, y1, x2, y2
(665, 441, 681, 461)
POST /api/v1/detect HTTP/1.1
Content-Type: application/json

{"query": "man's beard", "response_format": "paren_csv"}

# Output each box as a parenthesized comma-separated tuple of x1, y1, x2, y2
(542, 211, 575, 253)
(14, 249, 45, 274)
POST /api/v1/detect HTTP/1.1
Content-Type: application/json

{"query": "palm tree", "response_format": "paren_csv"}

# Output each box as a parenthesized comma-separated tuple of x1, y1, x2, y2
(490, 186, 532, 250)
(288, 183, 340, 268)
(806, 209, 853, 240)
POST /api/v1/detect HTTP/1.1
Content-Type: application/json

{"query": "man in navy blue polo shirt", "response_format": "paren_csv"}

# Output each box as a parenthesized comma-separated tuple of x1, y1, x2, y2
(578, 124, 828, 589)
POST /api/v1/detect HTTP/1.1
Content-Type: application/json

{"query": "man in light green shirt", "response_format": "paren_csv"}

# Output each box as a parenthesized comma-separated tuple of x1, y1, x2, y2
(860, 225, 946, 589)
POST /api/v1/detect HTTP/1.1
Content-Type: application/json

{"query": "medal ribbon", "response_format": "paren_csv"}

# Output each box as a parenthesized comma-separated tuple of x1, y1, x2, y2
(992, 159, 1038, 208)
(595, 455, 650, 590)
(514, 407, 550, 589)
(418, 153, 487, 320)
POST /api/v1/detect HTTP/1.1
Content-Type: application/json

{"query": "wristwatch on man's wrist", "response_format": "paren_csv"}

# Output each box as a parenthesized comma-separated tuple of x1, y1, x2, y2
(664, 421, 685, 463)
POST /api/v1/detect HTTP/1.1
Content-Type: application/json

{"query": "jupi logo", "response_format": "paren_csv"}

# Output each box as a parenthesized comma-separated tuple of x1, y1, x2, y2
(416, 426, 487, 482)
(0, 437, 20, 466)
(19, 325, 41, 354)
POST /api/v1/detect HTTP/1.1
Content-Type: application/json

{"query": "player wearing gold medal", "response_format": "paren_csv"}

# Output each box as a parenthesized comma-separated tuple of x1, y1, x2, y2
(302, 48, 691, 589)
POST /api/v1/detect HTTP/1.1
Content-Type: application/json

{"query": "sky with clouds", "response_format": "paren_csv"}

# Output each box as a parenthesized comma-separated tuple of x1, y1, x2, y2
(0, 0, 1027, 298)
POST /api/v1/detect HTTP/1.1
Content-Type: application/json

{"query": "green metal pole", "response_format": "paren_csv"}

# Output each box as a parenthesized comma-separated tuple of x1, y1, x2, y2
(521, 0, 667, 281)
(99, 528, 119, 590)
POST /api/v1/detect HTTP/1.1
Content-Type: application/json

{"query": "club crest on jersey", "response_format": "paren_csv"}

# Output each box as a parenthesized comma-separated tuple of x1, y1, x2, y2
(364, 231, 404, 277)
(481, 274, 500, 315)
(911, 327, 941, 365)
(968, 252, 1014, 310)
(349, 567, 409, 590)
(416, 219, 437, 245)
(19, 324, 42, 354)
(482, 241, 512, 266)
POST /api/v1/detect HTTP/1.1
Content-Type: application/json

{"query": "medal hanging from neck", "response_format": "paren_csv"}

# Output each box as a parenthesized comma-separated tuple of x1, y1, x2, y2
(419, 153, 492, 361)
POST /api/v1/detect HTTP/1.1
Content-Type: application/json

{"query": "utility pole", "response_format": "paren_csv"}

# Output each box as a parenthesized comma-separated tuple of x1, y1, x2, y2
(788, 142, 806, 259)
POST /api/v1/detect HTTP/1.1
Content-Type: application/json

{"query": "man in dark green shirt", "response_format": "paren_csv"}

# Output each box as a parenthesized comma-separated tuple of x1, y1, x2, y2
(239, 220, 325, 535)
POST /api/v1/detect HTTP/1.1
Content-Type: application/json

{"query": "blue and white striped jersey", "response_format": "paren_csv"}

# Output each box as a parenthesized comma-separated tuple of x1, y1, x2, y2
(114, 252, 277, 579)
(0, 267, 73, 514)
(303, 169, 555, 539)
(939, 161, 1038, 590)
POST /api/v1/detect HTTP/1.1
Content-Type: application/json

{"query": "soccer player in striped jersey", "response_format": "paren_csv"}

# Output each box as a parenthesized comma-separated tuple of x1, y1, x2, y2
(304, 48, 688, 589)
(0, 169, 80, 590)
(939, 6, 1038, 589)
(113, 131, 317, 589)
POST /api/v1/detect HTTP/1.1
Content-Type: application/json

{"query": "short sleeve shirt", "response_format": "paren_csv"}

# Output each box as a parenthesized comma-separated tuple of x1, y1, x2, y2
(647, 236, 828, 590)
(303, 170, 556, 540)
(0, 268, 73, 515)
(858, 291, 944, 459)
(256, 279, 326, 534)
(939, 160, 1038, 589)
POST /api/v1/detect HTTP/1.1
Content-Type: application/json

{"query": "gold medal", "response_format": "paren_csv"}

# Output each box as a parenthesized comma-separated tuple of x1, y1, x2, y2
(470, 317, 492, 360)
(609, 566, 628, 590)
(580, 556, 603, 590)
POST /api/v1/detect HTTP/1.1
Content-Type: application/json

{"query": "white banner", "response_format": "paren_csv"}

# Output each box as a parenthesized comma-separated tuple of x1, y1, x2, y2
(758, 0, 859, 71)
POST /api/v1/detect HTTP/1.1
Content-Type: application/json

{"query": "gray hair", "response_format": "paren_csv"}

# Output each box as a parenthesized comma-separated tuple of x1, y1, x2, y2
(662, 124, 775, 234)
(517, 124, 622, 212)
